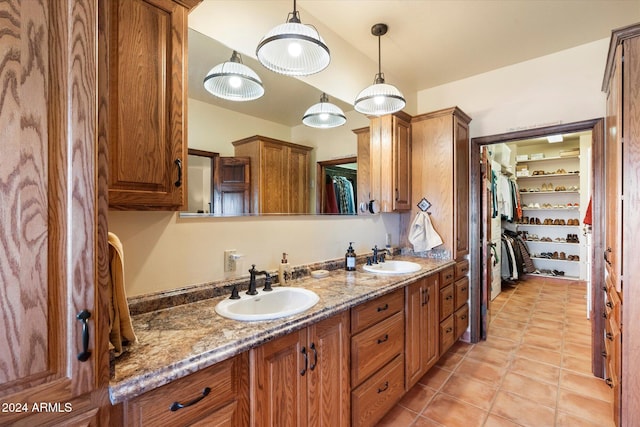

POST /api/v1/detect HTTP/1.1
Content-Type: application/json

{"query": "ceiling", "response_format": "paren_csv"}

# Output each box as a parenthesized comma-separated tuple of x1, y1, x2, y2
(189, 0, 640, 126)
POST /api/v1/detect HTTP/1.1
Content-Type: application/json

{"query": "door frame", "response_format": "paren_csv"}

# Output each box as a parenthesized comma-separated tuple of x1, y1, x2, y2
(468, 118, 605, 378)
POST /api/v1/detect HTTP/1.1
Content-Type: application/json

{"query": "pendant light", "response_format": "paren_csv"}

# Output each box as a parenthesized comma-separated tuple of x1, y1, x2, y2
(302, 93, 346, 128)
(203, 50, 264, 101)
(354, 23, 406, 116)
(256, 0, 330, 76)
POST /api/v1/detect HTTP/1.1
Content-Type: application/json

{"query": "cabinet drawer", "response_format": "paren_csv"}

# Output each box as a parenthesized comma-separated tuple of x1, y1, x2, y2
(351, 289, 403, 334)
(454, 277, 469, 309)
(351, 311, 404, 386)
(455, 259, 469, 279)
(439, 284, 454, 321)
(454, 304, 469, 339)
(125, 353, 247, 427)
(351, 354, 404, 427)
(440, 316, 455, 355)
(440, 267, 455, 286)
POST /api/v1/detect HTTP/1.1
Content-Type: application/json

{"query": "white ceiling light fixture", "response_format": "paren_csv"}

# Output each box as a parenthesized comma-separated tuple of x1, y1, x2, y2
(256, 0, 330, 76)
(547, 134, 564, 143)
(354, 23, 406, 116)
(203, 50, 264, 101)
(302, 93, 347, 128)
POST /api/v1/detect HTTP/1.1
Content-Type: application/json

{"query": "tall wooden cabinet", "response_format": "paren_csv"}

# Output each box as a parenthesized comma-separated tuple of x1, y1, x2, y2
(357, 112, 412, 213)
(408, 107, 471, 260)
(103, 0, 200, 210)
(405, 274, 439, 389)
(233, 136, 313, 214)
(601, 22, 640, 426)
(0, 1, 111, 425)
(250, 311, 350, 426)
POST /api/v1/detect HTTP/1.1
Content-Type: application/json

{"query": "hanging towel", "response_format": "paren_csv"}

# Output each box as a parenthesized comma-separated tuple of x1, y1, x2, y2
(408, 211, 443, 252)
(108, 232, 137, 356)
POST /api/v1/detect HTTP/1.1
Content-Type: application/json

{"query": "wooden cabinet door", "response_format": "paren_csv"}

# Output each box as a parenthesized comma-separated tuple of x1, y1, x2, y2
(393, 115, 412, 211)
(0, 1, 107, 425)
(354, 127, 371, 212)
(214, 156, 251, 215)
(405, 276, 438, 390)
(454, 116, 470, 259)
(288, 146, 311, 214)
(105, 0, 188, 209)
(251, 329, 308, 426)
(260, 141, 288, 213)
(423, 274, 439, 372)
(307, 312, 350, 427)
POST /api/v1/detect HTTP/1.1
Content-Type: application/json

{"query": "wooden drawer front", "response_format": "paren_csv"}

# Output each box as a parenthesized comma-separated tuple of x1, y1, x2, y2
(439, 284, 454, 321)
(454, 277, 469, 310)
(351, 311, 404, 387)
(454, 304, 469, 339)
(126, 354, 247, 426)
(351, 289, 403, 334)
(439, 316, 455, 355)
(351, 354, 404, 427)
(440, 267, 455, 286)
(455, 259, 469, 279)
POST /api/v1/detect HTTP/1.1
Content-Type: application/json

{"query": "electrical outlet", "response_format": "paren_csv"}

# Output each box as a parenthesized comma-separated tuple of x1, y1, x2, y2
(224, 250, 237, 272)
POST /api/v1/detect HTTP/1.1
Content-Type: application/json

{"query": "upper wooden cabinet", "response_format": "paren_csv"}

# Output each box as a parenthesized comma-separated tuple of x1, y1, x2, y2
(410, 107, 471, 260)
(102, 0, 200, 209)
(250, 312, 350, 427)
(357, 112, 412, 213)
(233, 136, 313, 214)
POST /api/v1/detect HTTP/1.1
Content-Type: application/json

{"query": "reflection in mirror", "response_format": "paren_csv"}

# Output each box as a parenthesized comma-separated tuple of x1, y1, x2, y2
(317, 157, 358, 214)
(185, 28, 360, 217)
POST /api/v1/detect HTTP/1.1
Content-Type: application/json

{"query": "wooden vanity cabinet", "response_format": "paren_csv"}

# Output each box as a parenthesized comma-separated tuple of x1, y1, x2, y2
(233, 136, 313, 214)
(359, 112, 412, 213)
(103, 0, 200, 209)
(409, 107, 471, 259)
(438, 266, 456, 355)
(250, 311, 350, 427)
(350, 289, 405, 427)
(124, 353, 249, 426)
(405, 274, 439, 390)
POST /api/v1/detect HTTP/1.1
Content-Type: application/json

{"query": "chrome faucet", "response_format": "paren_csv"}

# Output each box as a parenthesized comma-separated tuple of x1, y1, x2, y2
(247, 264, 272, 295)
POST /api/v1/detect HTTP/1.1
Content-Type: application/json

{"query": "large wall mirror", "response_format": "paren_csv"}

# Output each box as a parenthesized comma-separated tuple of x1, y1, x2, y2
(184, 23, 366, 217)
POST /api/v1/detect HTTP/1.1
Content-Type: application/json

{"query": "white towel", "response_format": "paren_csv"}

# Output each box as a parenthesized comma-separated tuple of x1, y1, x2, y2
(108, 232, 137, 356)
(408, 211, 443, 252)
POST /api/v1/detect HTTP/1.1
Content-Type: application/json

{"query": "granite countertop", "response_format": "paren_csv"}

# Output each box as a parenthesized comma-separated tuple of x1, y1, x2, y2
(109, 256, 454, 404)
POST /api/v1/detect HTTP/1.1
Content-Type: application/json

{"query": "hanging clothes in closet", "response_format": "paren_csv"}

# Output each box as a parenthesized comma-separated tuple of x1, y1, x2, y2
(494, 172, 522, 222)
(324, 166, 357, 214)
(501, 230, 535, 281)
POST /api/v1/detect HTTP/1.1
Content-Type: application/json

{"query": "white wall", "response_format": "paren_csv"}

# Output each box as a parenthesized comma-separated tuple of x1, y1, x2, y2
(417, 39, 609, 138)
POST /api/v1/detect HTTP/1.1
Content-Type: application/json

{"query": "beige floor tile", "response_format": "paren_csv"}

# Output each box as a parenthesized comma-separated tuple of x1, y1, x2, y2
(481, 335, 520, 353)
(516, 343, 562, 366)
(435, 351, 463, 371)
(417, 366, 452, 390)
(557, 389, 615, 426)
(490, 390, 556, 427)
(454, 357, 506, 387)
(500, 371, 558, 408)
(420, 393, 487, 427)
(488, 325, 524, 342)
(483, 414, 522, 427)
(521, 333, 563, 352)
(489, 318, 528, 331)
(376, 404, 417, 426)
(411, 416, 446, 427)
(510, 356, 560, 385)
(440, 373, 498, 410)
(563, 330, 592, 346)
(556, 411, 615, 427)
(562, 353, 593, 375)
(398, 384, 437, 414)
(466, 345, 513, 365)
(560, 370, 613, 403)
(563, 341, 591, 359)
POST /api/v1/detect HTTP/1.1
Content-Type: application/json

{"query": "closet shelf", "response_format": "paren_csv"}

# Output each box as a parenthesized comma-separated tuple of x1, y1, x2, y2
(516, 155, 580, 163)
(531, 257, 580, 263)
(519, 190, 580, 195)
(518, 173, 580, 179)
(517, 224, 581, 228)
(525, 240, 579, 245)
(522, 207, 580, 211)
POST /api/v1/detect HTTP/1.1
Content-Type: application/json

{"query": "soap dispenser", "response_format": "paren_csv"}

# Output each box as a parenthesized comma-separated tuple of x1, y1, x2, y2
(279, 253, 292, 285)
(345, 242, 356, 271)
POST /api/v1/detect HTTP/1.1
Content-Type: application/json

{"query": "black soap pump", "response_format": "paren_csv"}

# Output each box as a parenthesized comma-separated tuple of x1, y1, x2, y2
(345, 242, 356, 271)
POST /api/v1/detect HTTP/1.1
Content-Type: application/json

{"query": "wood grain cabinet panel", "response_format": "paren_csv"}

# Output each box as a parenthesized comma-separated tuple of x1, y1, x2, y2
(439, 284, 455, 322)
(251, 311, 350, 427)
(124, 353, 249, 426)
(104, 0, 197, 209)
(405, 275, 439, 390)
(351, 288, 404, 334)
(233, 136, 312, 214)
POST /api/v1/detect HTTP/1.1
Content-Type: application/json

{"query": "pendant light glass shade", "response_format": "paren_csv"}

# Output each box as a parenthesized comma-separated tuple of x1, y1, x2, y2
(203, 51, 264, 101)
(302, 93, 346, 128)
(256, 1, 330, 76)
(354, 24, 405, 116)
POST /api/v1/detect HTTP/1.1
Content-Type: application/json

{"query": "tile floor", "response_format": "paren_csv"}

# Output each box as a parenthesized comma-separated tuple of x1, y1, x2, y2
(376, 275, 614, 427)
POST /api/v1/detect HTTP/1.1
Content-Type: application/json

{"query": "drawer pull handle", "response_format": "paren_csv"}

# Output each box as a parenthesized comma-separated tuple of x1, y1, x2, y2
(601, 350, 608, 358)
(76, 310, 92, 362)
(604, 247, 612, 266)
(602, 311, 608, 319)
(606, 378, 614, 388)
(461, 287, 467, 292)
(377, 381, 389, 393)
(310, 342, 318, 371)
(174, 158, 183, 187)
(170, 387, 211, 411)
(300, 346, 308, 376)
(606, 301, 613, 308)
(460, 315, 467, 320)
(377, 303, 389, 312)
(446, 327, 453, 333)
(606, 332, 614, 341)
(377, 334, 389, 344)
(446, 295, 453, 301)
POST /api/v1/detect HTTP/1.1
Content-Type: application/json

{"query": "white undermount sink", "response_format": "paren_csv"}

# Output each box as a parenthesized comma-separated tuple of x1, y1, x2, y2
(215, 287, 319, 322)
(362, 260, 422, 275)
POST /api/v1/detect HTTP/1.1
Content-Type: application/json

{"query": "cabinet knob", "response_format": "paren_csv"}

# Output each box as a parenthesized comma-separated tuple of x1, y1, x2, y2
(605, 378, 614, 388)
(377, 381, 389, 393)
(377, 303, 389, 312)
(377, 334, 389, 344)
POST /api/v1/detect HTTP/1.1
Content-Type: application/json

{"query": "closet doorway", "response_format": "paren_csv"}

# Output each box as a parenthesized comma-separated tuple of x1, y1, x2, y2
(469, 119, 606, 378)
(316, 157, 358, 215)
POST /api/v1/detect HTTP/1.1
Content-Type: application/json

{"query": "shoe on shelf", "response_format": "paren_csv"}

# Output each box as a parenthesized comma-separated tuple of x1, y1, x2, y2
(535, 217, 541, 225)
(559, 252, 566, 260)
